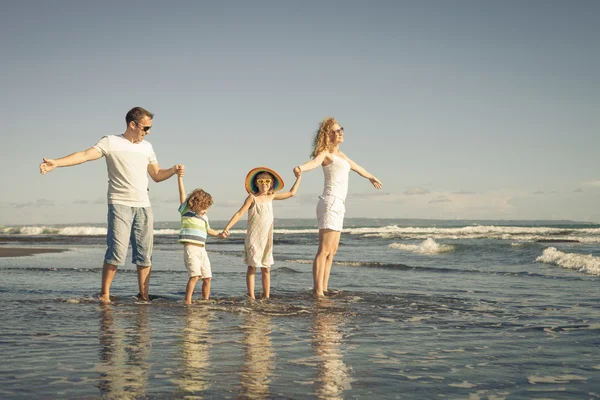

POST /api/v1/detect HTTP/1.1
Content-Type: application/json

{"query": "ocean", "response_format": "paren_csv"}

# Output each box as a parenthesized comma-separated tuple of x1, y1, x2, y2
(1, 218, 599, 399)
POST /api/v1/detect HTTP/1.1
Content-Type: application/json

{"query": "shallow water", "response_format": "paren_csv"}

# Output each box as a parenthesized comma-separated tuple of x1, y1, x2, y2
(1, 219, 599, 398)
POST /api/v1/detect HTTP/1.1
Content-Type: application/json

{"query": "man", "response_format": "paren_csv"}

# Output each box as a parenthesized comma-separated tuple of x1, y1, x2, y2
(40, 107, 183, 303)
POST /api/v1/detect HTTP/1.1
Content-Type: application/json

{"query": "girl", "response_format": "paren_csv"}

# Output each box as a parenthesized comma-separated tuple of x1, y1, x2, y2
(222, 167, 301, 299)
(293, 117, 382, 297)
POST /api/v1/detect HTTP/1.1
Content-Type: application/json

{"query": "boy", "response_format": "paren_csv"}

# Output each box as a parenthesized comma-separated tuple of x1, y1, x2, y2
(176, 167, 225, 304)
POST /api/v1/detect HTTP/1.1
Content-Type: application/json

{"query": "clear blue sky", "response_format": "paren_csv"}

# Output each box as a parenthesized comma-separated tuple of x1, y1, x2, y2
(1, 0, 599, 225)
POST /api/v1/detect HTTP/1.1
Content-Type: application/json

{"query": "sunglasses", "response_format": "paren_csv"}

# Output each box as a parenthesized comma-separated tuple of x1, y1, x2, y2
(256, 179, 272, 185)
(332, 127, 344, 134)
(135, 121, 152, 132)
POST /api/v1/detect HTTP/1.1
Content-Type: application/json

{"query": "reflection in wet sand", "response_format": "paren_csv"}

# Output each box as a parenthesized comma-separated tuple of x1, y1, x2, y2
(179, 307, 213, 395)
(97, 305, 151, 398)
(312, 305, 352, 400)
(240, 312, 275, 399)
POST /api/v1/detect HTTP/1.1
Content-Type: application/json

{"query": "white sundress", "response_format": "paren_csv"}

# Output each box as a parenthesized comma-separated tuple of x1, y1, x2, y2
(244, 196, 274, 268)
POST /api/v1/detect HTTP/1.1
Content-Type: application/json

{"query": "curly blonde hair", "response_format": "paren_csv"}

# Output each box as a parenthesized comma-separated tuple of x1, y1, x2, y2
(187, 189, 213, 214)
(311, 117, 339, 159)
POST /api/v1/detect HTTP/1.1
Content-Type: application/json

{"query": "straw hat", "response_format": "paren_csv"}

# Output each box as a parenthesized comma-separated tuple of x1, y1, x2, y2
(245, 167, 285, 194)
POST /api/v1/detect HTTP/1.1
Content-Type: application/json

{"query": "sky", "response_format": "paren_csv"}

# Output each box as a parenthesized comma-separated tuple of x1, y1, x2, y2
(1, 0, 599, 225)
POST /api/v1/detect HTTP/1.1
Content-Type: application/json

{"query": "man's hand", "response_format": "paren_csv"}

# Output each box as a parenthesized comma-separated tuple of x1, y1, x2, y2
(40, 158, 57, 175)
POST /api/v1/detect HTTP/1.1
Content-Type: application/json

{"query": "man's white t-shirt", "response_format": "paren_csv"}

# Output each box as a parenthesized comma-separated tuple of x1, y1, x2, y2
(93, 135, 158, 207)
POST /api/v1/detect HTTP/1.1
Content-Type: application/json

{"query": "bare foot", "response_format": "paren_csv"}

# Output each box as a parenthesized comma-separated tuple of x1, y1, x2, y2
(98, 295, 111, 304)
(313, 290, 325, 298)
(135, 293, 151, 302)
(245, 294, 255, 301)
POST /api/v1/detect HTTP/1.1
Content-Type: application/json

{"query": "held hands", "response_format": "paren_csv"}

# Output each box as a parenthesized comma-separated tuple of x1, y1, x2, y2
(39, 158, 57, 175)
(174, 164, 185, 177)
(293, 166, 301, 177)
(370, 176, 383, 189)
(219, 230, 230, 239)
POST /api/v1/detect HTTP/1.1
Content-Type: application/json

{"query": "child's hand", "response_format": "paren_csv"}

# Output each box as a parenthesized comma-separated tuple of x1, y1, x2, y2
(293, 166, 301, 177)
(175, 164, 185, 177)
(219, 230, 229, 239)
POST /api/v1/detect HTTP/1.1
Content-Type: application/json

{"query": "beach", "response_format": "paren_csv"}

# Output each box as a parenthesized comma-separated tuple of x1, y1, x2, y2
(0, 247, 66, 258)
(1, 218, 599, 399)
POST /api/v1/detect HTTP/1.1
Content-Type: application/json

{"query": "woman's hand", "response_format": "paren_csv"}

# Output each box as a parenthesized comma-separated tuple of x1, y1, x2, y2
(370, 176, 382, 189)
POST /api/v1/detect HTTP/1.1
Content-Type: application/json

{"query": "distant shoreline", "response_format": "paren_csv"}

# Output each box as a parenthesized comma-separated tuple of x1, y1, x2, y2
(0, 247, 67, 258)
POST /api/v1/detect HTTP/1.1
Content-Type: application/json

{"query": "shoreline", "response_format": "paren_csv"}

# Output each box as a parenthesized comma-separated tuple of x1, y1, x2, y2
(0, 247, 67, 258)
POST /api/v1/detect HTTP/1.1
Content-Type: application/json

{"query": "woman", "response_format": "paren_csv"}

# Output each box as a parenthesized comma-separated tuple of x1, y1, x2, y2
(294, 117, 382, 297)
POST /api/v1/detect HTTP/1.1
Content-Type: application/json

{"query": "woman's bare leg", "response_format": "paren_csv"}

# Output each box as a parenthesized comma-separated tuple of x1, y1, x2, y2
(313, 229, 341, 296)
(322, 231, 340, 292)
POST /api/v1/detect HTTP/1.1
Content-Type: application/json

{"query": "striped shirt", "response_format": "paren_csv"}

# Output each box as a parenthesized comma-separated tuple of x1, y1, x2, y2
(178, 202, 210, 245)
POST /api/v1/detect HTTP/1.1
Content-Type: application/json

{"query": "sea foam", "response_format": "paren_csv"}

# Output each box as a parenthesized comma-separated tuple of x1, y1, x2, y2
(389, 238, 455, 254)
(536, 247, 600, 276)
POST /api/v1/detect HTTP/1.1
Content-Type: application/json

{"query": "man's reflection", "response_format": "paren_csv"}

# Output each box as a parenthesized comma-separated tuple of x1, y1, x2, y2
(239, 312, 275, 399)
(179, 307, 213, 395)
(97, 304, 151, 398)
(312, 305, 352, 399)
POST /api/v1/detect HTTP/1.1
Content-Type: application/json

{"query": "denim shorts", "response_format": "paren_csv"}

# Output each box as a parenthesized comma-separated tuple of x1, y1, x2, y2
(105, 204, 153, 267)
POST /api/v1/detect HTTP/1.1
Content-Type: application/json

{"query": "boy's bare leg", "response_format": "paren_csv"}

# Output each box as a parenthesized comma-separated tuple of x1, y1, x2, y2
(185, 276, 199, 304)
(137, 265, 152, 301)
(100, 263, 118, 303)
(201, 278, 211, 300)
(261, 267, 270, 299)
(246, 266, 256, 299)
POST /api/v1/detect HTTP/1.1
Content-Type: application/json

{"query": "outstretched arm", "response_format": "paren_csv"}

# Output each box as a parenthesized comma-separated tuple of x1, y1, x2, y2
(293, 152, 328, 175)
(176, 166, 186, 205)
(274, 172, 302, 200)
(207, 228, 227, 239)
(39, 147, 103, 174)
(341, 152, 383, 189)
(148, 163, 184, 183)
(222, 195, 254, 234)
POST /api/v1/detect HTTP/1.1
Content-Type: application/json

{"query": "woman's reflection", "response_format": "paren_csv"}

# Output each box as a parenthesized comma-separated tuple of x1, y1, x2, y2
(312, 306, 352, 399)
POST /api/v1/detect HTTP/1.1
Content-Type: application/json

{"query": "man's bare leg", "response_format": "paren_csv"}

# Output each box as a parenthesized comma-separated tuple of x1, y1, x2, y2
(137, 265, 151, 301)
(100, 263, 118, 303)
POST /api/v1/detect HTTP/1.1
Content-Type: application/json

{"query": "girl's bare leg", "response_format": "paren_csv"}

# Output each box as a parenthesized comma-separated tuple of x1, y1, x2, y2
(185, 276, 199, 304)
(201, 278, 211, 300)
(246, 266, 256, 299)
(313, 229, 340, 297)
(261, 267, 270, 299)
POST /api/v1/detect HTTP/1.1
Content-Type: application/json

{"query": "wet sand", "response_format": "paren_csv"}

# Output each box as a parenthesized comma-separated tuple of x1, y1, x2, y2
(0, 247, 66, 258)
